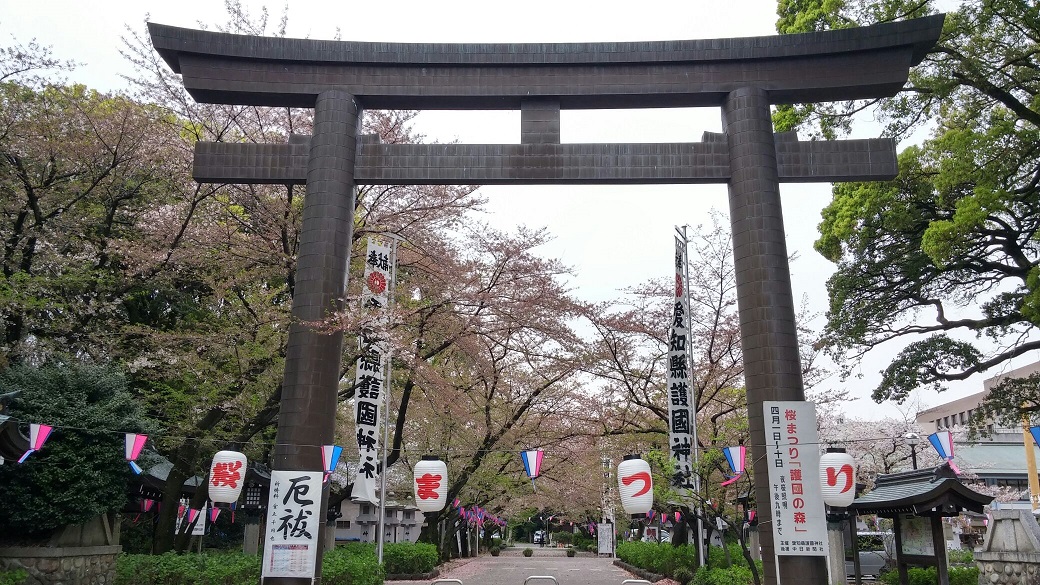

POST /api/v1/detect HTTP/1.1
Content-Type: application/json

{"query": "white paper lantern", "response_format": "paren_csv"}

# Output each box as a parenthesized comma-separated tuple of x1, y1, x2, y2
(208, 450, 248, 504)
(819, 450, 857, 508)
(617, 455, 653, 516)
(413, 456, 448, 513)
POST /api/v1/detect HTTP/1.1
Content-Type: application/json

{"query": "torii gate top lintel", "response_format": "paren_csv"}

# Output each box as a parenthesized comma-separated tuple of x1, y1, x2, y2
(148, 15, 943, 109)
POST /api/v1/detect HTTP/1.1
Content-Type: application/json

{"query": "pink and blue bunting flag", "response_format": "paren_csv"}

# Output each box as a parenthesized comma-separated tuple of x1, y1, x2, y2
(142, 499, 155, 513)
(209, 507, 221, 523)
(520, 449, 543, 492)
(674, 511, 681, 522)
(928, 431, 960, 474)
(125, 433, 147, 474)
(927, 431, 960, 474)
(322, 445, 343, 483)
(18, 423, 54, 463)
(720, 445, 746, 486)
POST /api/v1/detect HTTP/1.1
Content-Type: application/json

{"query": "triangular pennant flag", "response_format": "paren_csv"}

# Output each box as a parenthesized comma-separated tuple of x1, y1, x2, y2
(125, 433, 147, 474)
(209, 507, 221, 523)
(927, 431, 960, 474)
(322, 444, 343, 483)
(142, 499, 155, 513)
(720, 445, 746, 486)
(18, 423, 54, 463)
(520, 449, 543, 491)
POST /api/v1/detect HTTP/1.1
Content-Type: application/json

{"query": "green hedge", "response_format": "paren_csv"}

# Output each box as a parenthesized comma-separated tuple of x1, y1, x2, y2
(616, 541, 700, 578)
(382, 542, 439, 574)
(115, 544, 384, 585)
(617, 541, 762, 583)
(325, 544, 384, 585)
(879, 566, 979, 585)
(115, 552, 258, 585)
(0, 569, 27, 585)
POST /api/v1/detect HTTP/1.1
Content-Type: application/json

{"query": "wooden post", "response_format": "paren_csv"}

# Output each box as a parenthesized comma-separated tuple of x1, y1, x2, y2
(931, 515, 950, 585)
(892, 515, 908, 585)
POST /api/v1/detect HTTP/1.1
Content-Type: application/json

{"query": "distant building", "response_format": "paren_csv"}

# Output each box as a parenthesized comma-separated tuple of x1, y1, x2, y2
(334, 499, 422, 544)
(915, 361, 1040, 510)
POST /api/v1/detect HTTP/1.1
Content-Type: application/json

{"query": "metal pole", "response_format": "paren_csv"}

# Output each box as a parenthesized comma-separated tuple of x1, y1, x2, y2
(376, 234, 404, 564)
(675, 225, 704, 565)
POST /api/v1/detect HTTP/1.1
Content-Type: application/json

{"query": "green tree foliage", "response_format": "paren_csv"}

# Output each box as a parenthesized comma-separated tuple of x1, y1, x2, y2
(0, 361, 150, 540)
(775, 0, 1040, 414)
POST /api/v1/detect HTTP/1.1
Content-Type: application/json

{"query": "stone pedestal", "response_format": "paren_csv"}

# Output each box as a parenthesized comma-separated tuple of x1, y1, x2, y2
(975, 510, 1040, 585)
(0, 545, 121, 585)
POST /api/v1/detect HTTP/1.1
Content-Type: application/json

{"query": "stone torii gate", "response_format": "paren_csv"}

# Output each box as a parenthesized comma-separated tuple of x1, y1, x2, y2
(149, 15, 942, 585)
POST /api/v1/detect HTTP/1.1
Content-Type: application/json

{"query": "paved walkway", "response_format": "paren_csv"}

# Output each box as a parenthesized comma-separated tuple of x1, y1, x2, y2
(393, 549, 658, 585)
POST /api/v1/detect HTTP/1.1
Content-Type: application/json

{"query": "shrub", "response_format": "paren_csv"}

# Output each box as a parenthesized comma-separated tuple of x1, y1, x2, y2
(114, 545, 384, 585)
(115, 552, 258, 585)
(879, 566, 978, 585)
(523, 548, 533, 557)
(324, 544, 384, 585)
(554, 531, 574, 545)
(673, 566, 694, 585)
(489, 546, 501, 556)
(0, 569, 27, 585)
(946, 548, 974, 565)
(693, 564, 754, 585)
(382, 542, 438, 574)
(566, 549, 576, 557)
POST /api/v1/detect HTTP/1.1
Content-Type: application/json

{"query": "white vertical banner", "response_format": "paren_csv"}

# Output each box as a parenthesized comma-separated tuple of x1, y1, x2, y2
(262, 470, 323, 578)
(763, 401, 829, 556)
(352, 236, 394, 503)
(667, 236, 694, 487)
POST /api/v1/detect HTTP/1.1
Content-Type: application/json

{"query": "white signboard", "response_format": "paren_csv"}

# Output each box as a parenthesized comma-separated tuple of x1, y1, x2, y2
(176, 500, 205, 536)
(353, 237, 394, 503)
(262, 470, 323, 579)
(597, 522, 614, 555)
(666, 236, 694, 488)
(763, 401, 829, 556)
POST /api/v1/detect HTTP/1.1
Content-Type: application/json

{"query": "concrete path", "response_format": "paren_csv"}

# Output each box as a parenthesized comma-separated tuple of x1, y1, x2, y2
(393, 550, 645, 585)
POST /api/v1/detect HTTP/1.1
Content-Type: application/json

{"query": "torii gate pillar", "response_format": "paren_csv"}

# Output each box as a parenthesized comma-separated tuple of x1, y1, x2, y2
(724, 86, 818, 583)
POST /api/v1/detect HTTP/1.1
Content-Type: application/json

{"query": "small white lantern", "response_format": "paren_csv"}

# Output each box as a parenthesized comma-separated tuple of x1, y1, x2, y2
(413, 456, 448, 513)
(617, 455, 653, 516)
(208, 450, 248, 504)
(819, 449, 857, 508)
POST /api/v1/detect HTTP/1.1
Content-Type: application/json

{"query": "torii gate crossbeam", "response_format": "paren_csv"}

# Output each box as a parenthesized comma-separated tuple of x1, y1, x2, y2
(150, 15, 943, 585)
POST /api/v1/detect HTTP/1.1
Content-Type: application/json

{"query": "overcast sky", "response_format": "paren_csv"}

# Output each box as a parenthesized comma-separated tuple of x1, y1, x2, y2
(4, 0, 1031, 423)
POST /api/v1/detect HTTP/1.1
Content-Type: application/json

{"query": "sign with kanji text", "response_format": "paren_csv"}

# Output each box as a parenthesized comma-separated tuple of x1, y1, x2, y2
(261, 471, 323, 578)
(763, 401, 828, 556)
(353, 236, 395, 503)
(666, 236, 695, 488)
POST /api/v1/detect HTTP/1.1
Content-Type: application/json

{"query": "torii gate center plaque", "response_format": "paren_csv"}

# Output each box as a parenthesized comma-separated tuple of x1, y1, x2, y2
(150, 15, 943, 585)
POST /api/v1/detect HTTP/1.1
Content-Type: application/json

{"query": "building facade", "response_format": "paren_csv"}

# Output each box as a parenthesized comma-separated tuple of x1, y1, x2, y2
(915, 361, 1040, 511)
(333, 500, 422, 544)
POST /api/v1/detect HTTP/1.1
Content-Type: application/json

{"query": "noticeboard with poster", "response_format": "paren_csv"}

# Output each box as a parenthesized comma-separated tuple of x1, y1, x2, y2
(899, 515, 934, 556)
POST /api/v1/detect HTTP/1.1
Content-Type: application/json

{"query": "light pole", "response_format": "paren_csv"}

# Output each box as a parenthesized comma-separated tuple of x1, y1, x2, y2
(904, 432, 919, 470)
